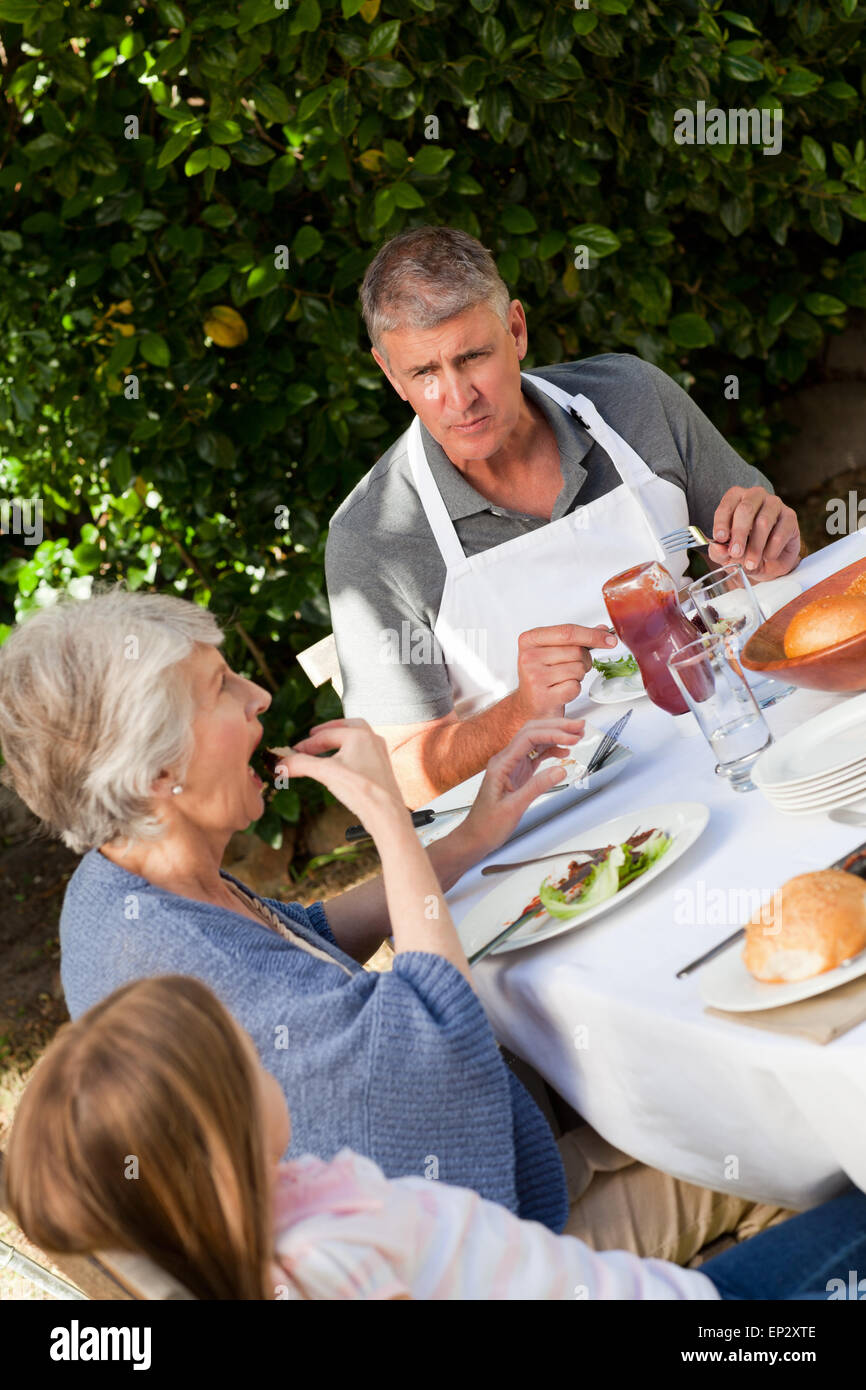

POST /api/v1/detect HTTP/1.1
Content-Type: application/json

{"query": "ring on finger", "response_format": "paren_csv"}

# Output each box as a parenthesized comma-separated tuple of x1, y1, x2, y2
(527, 749, 540, 761)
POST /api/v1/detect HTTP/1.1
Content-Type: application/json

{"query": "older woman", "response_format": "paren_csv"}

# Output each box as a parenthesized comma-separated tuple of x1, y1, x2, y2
(0, 584, 790, 1258)
(0, 584, 586, 1233)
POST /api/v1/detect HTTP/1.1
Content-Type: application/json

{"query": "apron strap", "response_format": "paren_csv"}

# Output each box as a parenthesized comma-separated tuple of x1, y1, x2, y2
(523, 373, 668, 563)
(405, 415, 468, 570)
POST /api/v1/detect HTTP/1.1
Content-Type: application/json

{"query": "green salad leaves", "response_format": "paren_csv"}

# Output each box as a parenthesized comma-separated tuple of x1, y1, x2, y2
(592, 654, 640, 680)
(537, 831, 672, 921)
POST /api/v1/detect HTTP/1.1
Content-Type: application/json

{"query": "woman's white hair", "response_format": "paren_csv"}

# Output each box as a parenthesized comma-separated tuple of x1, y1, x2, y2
(0, 582, 223, 854)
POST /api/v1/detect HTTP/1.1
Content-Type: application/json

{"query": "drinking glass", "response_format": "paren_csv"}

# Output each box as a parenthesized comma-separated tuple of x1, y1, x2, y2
(667, 633, 773, 792)
(687, 564, 795, 709)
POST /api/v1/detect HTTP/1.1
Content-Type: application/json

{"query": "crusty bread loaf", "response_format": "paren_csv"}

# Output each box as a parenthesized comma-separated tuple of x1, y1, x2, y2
(783, 594, 866, 658)
(846, 570, 866, 599)
(743, 870, 866, 983)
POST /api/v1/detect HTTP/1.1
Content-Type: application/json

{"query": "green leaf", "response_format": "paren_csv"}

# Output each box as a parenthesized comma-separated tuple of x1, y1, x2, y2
(832, 142, 853, 171)
(184, 148, 211, 177)
(374, 185, 398, 227)
(0, 229, 23, 251)
(0, 1, 40, 21)
(363, 59, 413, 88)
(157, 129, 196, 168)
(252, 81, 291, 125)
(500, 205, 537, 233)
(285, 383, 319, 411)
(157, 0, 186, 27)
(719, 197, 752, 237)
(766, 292, 797, 326)
(669, 313, 715, 348)
(270, 787, 301, 822)
(800, 136, 825, 172)
(209, 119, 243, 145)
(844, 195, 866, 221)
(297, 87, 332, 123)
(290, 0, 321, 33)
(571, 224, 621, 258)
(779, 68, 821, 96)
(329, 87, 358, 137)
(720, 9, 760, 32)
(292, 225, 324, 259)
(572, 10, 598, 34)
(810, 200, 843, 244)
(139, 332, 171, 366)
(478, 88, 512, 142)
(537, 229, 567, 260)
(722, 54, 764, 81)
(803, 292, 846, 315)
(393, 182, 425, 209)
(367, 20, 400, 57)
(409, 146, 453, 177)
(195, 430, 236, 468)
(824, 81, 857, 101)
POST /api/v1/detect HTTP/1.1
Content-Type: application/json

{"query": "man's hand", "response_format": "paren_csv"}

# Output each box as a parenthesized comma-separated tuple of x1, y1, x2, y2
(513, 623, 618, 719)
(708, 486, 801, 581)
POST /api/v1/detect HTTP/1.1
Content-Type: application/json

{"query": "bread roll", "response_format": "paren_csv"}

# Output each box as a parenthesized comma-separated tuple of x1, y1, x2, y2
(846, 570, 866, 599)
(783, 594, 866, 658)
(743, 870, 866, 983)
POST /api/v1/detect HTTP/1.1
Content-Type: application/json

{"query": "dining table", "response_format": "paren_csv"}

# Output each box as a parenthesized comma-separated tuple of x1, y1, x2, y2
(443, 527, 866, 1212)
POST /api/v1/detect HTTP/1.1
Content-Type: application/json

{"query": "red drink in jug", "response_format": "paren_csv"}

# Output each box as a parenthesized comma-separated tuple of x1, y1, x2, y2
(602, 561, 712, 715)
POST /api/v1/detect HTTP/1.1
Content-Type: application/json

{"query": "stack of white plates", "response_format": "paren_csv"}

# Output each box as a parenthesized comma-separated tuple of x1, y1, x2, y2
(753, 691, 866, 816)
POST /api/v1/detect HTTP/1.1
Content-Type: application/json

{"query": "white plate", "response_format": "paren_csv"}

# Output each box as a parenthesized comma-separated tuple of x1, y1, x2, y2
(700, 932, 866, 1011)
(762, 788, 866, 818)
(457, 801, 709, 959)
(416, 722, 634, 849)
(766, 772, 866, 807)
(586, 667, 647, 705)
(753, 691, 866, 789)
(762, 760, 866, 800)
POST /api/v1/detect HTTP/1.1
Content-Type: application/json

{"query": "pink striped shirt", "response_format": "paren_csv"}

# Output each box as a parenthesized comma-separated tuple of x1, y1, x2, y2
(269, 1150, 720, 1302)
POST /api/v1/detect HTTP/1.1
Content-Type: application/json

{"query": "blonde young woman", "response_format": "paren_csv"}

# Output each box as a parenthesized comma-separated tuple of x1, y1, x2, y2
(7, 975, 865, 1302)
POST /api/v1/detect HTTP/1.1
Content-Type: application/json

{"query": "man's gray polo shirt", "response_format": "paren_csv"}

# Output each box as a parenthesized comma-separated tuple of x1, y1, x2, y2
(325, 352, 772, 726)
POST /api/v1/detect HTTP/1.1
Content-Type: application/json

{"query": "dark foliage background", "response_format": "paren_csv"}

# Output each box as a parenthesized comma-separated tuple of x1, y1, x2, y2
(0, 0, 864, 843)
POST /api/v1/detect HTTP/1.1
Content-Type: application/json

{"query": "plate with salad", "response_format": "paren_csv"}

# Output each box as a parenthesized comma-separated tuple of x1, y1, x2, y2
(586, 652, 647, 705)
(457, 802, 709, 960)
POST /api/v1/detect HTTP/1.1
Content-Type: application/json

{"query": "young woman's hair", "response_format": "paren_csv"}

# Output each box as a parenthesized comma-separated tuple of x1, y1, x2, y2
(5, 976, 275, 1300)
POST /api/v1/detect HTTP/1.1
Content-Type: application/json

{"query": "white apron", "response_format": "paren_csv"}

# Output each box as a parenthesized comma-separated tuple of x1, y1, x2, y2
(406, 371, 691, 719)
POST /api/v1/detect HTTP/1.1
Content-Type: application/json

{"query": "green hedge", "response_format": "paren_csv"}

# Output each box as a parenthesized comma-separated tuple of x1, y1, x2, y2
(0, 0, 864, 845)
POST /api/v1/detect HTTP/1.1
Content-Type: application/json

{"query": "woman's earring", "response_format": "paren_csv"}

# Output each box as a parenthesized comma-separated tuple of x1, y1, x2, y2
(171, 784, 183, 796)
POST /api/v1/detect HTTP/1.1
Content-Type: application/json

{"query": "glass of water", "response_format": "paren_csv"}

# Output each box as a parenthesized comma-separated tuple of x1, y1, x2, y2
(667, 633, 772, 792)
(687, 564, 795, 709)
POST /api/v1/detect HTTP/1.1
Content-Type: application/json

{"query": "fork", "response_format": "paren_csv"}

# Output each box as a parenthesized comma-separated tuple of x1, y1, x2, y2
(659, 523, 711, 557)
(583, 709, 633, 777)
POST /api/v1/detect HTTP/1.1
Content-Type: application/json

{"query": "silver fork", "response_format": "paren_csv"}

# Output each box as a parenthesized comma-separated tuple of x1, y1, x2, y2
(659, 523, 711, 556)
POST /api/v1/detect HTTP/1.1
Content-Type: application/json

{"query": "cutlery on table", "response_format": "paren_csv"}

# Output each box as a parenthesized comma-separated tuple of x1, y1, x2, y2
(344, 711, 633, 845)
(344, 783, 569, 844)
(675, 839, 866, 979)
(660, 523, 712, 557)
(482, 824, 643, 877)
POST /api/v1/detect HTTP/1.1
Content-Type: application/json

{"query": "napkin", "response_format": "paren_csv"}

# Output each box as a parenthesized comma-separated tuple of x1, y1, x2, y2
(705, 972, 866, 1045)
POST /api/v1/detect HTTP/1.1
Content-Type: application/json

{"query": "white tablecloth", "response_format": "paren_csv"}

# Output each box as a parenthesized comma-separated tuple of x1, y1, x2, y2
(445, 530, 866, 1210)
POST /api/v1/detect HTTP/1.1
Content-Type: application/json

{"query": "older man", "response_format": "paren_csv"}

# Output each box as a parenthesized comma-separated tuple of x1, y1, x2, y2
(326, 226, 801, 807)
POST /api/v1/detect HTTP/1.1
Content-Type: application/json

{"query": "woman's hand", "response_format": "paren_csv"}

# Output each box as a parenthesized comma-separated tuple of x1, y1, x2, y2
(456, 718, 586, 860)
(274, 719, 406, 829)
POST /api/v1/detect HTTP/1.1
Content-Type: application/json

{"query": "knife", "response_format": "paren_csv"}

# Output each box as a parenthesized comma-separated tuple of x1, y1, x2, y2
(675, 839, 866, 979)
(344, 781, 568, 844)
(467, 901, 551, 966)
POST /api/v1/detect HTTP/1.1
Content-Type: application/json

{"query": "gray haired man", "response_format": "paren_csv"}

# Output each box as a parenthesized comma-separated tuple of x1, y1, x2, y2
(325, 226, 801, 808)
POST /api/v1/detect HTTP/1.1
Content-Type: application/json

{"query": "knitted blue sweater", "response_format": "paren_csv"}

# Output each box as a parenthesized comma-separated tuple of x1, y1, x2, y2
(60, 849, 569, 1233)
